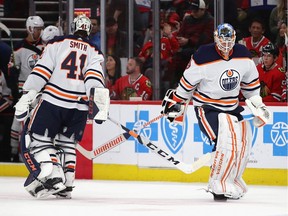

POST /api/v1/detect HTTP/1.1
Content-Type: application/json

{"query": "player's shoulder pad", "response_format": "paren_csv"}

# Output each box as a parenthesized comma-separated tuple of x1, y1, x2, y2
(230, 43, 252, 59)
(46, 35, 67, 45)
(193, 43, 221, 64)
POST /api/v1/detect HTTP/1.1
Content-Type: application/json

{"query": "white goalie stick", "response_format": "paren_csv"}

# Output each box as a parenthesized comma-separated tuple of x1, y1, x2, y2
(0, 22, 16, 64)
(107, 116, 212, 174)
(76, 113, 166, 160)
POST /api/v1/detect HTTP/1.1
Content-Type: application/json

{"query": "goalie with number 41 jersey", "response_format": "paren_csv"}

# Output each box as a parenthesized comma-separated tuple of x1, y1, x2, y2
(14, 15, 109, 199)
(162, 23, 271, 201)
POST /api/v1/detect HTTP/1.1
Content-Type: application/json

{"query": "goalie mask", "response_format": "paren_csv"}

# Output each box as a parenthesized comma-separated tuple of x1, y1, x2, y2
(214, 23, 236, 54)
(41, 25, 60, 44)
(71, 14, 92, 36)
(26, 16, 44, 34)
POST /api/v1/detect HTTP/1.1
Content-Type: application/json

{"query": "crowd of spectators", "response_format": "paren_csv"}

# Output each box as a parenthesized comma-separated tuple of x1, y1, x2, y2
(0, 0, 287, 162)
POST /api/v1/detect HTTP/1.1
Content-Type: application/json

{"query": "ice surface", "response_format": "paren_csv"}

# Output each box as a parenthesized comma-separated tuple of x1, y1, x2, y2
(0, 177, 287, 216)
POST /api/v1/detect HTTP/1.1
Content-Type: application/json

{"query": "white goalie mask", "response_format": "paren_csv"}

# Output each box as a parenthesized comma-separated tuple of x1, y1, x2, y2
(71, 14, 92, 36)
(214, 23, 236, 53)
(41, 25, 60, 44)
(26, 16, 44, 34)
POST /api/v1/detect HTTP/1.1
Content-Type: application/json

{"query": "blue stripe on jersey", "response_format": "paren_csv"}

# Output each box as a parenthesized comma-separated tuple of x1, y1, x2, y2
(43, 91, 86, 104)
(36, 63, 53, 74)
(84, 76, 105, 87)
(193, 43, 252, 65)
(30, 71, 49, 82)
(47, 83, 86, 95)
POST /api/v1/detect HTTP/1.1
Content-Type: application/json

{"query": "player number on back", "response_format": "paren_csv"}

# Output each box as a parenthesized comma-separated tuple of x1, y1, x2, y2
(61, 51, 87, 80)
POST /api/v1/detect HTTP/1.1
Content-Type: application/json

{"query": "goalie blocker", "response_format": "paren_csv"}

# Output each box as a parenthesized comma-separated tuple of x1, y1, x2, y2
(87, 87, 110, 124)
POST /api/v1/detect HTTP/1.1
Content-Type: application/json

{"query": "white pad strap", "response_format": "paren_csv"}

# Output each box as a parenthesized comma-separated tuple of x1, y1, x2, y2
(209, 113, 243, 198)
(90, 87, 110, 121)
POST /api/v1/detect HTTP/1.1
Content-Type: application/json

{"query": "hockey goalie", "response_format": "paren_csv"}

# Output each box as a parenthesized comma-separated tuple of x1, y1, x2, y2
(161, 23, 271, 201)
(14, 15, 109, 199)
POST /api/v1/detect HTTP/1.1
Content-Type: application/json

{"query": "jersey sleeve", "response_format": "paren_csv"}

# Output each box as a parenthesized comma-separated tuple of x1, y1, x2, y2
(83, 49, 105, 96)
(240, 59, 261, 99)
(176, 57, 202, 99)
(23, 43, 56, 92)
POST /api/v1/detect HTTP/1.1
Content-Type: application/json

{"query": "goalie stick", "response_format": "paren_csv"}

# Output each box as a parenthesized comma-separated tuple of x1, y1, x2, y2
(108, 116, 211, 174)
(76, 113, 166, 160)
(0, 22, 16, 65)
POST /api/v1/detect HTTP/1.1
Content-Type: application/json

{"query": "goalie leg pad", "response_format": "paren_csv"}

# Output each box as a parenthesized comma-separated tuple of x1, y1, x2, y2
(24, 133, 66, 198)
(54, 134, 76, 189)
(234, 120, 252, 195)
(209, 113, 243, 199)
(89, 87, 110, 121)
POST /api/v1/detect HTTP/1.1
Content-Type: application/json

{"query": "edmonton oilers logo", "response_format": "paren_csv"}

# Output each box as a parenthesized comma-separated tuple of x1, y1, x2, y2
(219, 69, 240, 91)
(160, 116, 188, 154)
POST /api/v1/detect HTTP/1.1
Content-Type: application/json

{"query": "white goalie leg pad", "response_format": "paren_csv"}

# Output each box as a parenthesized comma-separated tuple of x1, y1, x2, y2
(25, 133, 66, 198)
(209, 113, 243, 199)
(90, 87, 110, 121)
(54, 134, 76, 188)
(233, 120, 252, 196)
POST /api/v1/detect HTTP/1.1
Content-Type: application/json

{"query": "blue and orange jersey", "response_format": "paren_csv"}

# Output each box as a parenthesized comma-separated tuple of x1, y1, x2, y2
(176, 43, 261, 111)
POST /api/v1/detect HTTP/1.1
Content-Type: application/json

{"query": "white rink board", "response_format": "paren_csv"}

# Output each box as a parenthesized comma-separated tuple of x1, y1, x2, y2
(92, 104, 288, 169)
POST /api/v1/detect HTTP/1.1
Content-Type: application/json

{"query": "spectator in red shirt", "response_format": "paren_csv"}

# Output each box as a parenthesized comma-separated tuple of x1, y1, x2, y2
(110, 57, 153, 100)
(256, 43, 286, 102)
(239, 18, 271, 64)
(138, 23, 179, 82)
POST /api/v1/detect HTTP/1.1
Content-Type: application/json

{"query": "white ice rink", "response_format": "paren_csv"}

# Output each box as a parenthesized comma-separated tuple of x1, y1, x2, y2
(0, 177, 287, 216)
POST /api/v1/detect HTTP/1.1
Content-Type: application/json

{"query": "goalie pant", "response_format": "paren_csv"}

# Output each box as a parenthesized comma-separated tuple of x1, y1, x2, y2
(194, 105, 252, 199)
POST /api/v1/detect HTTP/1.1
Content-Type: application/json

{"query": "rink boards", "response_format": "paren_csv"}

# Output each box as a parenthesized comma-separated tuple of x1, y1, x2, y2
(1, 101, 287, 185)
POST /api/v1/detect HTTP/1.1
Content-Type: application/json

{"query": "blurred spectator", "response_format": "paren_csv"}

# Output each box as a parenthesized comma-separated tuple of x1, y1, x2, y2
(269, 0, 287, 43)
(89, 16, 101, 49)
(0, 40, 11, 78)
(274, 20, 287, 68)
(110, 57, 153, 100)
(105, 55, 122, 96)
(135, 0, 151, 33)
(256, 43, 286, 102)
(107, 0, 143, 33)
(138, 22, 179, 95)
(0, 40, 13, 162)
(105, 17, 128, 57)
(238, 0, 277, 39)
(9, 16, 45, 162)
(170, 0, 214, 85)
(239, 18, 271, 64)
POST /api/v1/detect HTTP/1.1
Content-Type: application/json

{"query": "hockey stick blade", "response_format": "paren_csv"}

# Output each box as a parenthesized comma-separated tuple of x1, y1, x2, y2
(0, 22, 11, 36)
(76, 132, 130, 159)
(108, 116, 211, 174)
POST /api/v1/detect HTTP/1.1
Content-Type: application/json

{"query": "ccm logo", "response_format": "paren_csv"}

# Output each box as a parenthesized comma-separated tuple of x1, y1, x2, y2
(23, 152, 37, 171)
(146, 143, 180, 165)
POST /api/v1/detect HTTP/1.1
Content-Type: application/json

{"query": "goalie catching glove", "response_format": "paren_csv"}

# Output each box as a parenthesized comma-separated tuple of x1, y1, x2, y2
(14, 89, 39, 122)
(161, 89, 188, 123)
(245, 95, 271, 127)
